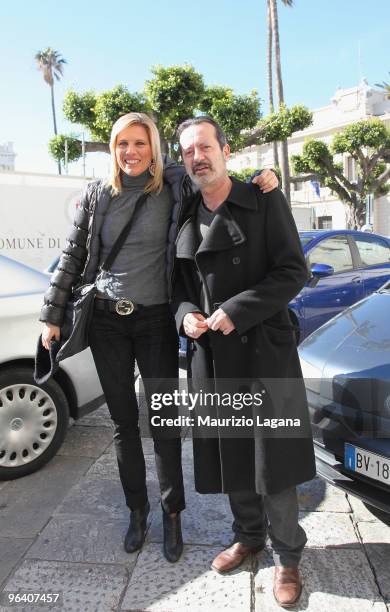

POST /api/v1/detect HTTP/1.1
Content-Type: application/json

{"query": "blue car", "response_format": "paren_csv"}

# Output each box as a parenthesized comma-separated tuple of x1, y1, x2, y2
(289, 230, 390, 342)
(299, 282, 390, 515)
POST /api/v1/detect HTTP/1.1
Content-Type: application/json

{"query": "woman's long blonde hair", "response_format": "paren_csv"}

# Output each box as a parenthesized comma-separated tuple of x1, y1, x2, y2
(107, 112, 164, 195)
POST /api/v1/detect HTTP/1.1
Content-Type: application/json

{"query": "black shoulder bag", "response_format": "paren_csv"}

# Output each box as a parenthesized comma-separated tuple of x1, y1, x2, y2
(34, 192, 148, 384)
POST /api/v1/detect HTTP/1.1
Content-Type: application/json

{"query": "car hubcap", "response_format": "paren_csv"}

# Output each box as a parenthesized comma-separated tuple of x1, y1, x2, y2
(0, 383, 58, 468)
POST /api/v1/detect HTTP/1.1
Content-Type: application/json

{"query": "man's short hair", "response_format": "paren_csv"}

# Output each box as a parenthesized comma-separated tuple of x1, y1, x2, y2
(176, 116, 227, 150)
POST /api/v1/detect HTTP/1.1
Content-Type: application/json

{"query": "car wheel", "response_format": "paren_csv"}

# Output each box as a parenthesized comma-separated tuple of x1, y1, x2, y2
(0, 366, 69, 480)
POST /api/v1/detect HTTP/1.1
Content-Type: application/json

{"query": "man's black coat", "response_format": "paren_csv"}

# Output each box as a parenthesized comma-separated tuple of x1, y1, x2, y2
(173, 178, 316, 495)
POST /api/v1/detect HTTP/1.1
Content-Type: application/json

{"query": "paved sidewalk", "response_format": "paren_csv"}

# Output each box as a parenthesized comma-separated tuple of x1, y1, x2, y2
(1, 403, 390, 611)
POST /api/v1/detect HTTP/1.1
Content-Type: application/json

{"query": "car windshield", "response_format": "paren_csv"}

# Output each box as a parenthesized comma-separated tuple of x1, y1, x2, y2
(300, 233, 317, 247)
(378, 279, 390, 292)
(0, 255, 50, 297)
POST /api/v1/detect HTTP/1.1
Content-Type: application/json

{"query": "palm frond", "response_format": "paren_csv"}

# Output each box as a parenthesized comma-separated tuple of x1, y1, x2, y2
(35, 47, 67, 87)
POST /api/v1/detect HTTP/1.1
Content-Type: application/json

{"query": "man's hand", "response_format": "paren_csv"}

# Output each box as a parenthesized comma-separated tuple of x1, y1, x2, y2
(252, 169, 278, 193)
(206, 308, 235, 335)
(183, 312, 209, 339)
(41, 323, 60, 350)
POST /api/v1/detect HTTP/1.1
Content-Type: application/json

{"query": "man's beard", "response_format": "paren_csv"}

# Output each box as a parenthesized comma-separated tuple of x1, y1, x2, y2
(189, 162, 217, 187)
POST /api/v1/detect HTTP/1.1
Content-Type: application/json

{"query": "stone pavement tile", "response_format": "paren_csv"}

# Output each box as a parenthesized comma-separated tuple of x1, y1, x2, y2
(357, 521, 390, 544)
(26, 516, 137, 569)
(0, 481, 8, 492)
(0, 560, 128, 612)
(254, 546, 387, 611)
(300, 511, 360, 548)
(55, 476, 129, 520)
(59, 454, 162, 519)
(141, 437, 158, 455)
(348, 494, 380, 522)
(0, 456, 92, 538)
(85, 445, 120, 480)
(363, 545, 390, 603)
(357, 522, 390, 602)
(148, 490, 232, 547)
(57, 425, 113, 458)
(121, 543, 251, 611)
(181, 439, 194, 463)
(297, 477, 350, 513)
(0, 538, 33, 587)
(75, 404, 113, 428)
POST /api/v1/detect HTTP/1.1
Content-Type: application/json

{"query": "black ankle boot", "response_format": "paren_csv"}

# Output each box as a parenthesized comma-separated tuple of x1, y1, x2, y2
(124, 501, 150, 553)
(162, 510, 183, 563)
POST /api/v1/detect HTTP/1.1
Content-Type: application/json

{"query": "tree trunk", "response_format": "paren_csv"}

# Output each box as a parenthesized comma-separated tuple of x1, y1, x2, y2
(270, 0, 290, 205)
(50, 85, 61, 175)
(160, 137, 168, 157)
(267, 0, 279, 169)
(347, 195, 360, 229)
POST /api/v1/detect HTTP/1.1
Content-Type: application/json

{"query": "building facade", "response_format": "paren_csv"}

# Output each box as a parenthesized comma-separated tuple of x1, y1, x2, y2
(227, 80, 390, 234)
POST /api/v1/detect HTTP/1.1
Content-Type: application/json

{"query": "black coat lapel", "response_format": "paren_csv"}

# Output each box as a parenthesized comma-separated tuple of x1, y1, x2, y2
(197, 205, 246, 253)
(175, 193, 248, 260)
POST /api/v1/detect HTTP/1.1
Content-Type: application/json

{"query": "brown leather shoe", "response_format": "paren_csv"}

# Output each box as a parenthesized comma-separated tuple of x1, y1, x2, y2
(273, 566, 302, 608)
(211, 542, 263, 574)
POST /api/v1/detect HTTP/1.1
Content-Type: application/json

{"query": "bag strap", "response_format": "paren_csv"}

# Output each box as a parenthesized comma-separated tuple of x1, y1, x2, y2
(101, 192, 148, 272)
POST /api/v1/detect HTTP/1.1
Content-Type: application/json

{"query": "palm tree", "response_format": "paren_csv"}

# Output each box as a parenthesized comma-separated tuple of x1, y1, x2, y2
(375, 73, 390, 99)
(267, 0, 279, 168)
(269, 0, 293, 205)
(35, 48, 67, 174)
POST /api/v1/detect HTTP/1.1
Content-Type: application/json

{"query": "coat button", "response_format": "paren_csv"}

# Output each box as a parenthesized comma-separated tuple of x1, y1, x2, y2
(241, 335, 248, 344)
(232, 256, 240, 265)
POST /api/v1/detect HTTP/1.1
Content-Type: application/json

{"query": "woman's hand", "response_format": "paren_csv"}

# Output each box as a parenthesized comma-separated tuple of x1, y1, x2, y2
(41, 323, 61, 350)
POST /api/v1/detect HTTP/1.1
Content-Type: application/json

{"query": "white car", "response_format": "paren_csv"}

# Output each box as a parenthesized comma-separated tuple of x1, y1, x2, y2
(0, 254, 105, 479)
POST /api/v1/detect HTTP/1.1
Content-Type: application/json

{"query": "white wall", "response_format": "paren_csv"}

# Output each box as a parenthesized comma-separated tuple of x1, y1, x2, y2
(0, 171, 89, 270)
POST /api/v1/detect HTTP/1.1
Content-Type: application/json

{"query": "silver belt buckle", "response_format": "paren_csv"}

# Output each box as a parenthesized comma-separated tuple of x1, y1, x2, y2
(115, 298, 135, 315)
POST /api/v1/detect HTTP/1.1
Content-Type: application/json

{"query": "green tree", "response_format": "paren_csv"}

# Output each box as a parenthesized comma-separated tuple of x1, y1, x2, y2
(93, 86, 149, 142)
(49, 65, 261, 163)
(48, 63, 310, 169)
(199, 86, 261, 150)
(35, 47, 67, 174)
(244, 105, 312, 146)
(145, 64, 205, 154)
(291, 119, 390, 228)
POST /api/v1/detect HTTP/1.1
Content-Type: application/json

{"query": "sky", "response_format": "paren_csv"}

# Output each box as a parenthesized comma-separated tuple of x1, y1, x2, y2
(0, 0, 389, 178)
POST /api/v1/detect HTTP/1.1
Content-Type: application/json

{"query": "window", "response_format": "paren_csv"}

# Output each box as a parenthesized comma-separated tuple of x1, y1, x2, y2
(355, 236, 390, 267)
(318, 216, 332, 230)
(294, 181, 304, 191)
(307, 235, 353, 274)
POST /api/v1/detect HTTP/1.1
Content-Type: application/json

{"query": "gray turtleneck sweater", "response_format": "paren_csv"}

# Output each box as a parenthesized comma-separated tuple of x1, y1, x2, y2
(95, 170, 172, 305)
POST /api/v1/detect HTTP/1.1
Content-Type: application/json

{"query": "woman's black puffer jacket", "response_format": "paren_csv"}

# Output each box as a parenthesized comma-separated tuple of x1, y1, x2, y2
(40, 163, 193, 327)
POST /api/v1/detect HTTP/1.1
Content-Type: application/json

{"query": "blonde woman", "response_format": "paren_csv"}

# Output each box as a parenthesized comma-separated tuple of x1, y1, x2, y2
(40, 112, 278, 562)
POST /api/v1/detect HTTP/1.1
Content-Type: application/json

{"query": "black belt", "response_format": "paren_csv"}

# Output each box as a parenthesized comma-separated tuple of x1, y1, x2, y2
(94, 297, 144, 315)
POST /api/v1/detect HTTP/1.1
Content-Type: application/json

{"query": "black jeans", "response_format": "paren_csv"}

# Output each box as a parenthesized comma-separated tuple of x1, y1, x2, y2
(89, 302, 185, 514)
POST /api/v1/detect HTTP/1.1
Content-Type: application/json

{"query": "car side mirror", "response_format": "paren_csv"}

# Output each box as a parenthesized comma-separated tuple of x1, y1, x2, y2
(311, 263, 334, 278)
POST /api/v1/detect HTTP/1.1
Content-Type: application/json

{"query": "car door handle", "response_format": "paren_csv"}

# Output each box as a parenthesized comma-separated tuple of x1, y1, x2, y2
(351, 276, 361, 283)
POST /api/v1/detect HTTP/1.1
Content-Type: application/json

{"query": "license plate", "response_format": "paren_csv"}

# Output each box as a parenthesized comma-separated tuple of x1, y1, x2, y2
(344, 443, 390, 485)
